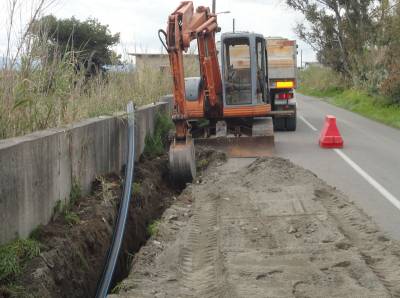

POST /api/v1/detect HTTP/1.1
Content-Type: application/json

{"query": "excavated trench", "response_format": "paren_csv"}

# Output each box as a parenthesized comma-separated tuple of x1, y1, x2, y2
(0, 148, 223, 298)
(0, 155, 177, 298)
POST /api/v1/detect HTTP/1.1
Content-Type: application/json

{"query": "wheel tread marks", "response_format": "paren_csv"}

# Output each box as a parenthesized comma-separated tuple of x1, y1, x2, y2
(315, 188, 400, 297)
(179, 192, 224, 298)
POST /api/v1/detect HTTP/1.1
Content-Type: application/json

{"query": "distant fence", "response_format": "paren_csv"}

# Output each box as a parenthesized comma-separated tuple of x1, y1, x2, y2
(0, 97, 172, 245)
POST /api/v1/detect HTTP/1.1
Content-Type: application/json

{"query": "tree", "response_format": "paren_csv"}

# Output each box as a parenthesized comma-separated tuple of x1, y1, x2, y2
(31, 15, 121, 74)
(287, 0, 377, 81)
(380, 4, 400, 103)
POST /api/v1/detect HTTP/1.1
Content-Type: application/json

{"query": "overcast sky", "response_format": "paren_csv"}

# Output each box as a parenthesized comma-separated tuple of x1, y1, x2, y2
(0, 0, 316, 64)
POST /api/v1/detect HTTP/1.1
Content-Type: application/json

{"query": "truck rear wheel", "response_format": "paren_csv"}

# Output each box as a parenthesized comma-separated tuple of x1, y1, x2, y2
(274, 117, 286, 131)
(286, 114, 297, 131)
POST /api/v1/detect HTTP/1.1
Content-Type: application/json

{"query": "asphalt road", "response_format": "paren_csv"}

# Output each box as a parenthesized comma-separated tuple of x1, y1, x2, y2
(275, 93, 400, 240)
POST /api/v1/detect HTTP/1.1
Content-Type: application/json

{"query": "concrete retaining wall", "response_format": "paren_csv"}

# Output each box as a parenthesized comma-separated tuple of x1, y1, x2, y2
(0, 102, 169, 245)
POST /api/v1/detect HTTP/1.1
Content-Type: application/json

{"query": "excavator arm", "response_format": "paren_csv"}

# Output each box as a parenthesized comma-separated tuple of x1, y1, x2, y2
(160, 1, 222, 139)
(159, 1, 223, 185)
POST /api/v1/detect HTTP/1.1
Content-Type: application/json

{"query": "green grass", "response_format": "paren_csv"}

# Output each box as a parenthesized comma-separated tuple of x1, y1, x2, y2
(0, 283, 33, 298)
(75, 250, 89, 271)
(197, 158, 209, 171)
(69, 179, 82, 206)
(64, 211, 81, 226)
(143, 112, 174, 158)
(297, 66, 346, 97)
(0, 239, 41, 282)
(297, 85, 344, 98)
(131, 182, 141, 196)
(111, 281, 128, 294)
(29, 225, 43, 241)
(52, 181, 82, 225)
(147, 220, 160, 237)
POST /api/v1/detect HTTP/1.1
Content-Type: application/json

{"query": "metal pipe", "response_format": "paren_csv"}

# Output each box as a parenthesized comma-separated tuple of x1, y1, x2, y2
(212, 0, 216, 14)
(301, 49, 303, 69)
(95, 102, 135, 298)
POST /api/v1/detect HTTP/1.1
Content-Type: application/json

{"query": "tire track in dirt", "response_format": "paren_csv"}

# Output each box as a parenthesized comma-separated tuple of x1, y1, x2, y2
(179, 192, 221, 297)
(315, 188, 400, 297)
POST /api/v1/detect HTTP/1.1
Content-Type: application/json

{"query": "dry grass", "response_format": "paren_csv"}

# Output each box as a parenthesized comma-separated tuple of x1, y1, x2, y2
(0, 54, 202, 140)
(0, 0, 201, 141)
(0, 60, 176, 140)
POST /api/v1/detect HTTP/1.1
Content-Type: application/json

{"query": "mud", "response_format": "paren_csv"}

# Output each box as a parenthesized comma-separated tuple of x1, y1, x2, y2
(111, 157, 400, 298)
(0, 155, 178, 298)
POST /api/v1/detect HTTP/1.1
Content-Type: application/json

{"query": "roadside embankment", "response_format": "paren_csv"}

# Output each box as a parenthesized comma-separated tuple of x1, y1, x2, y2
(0, 100, 171, 246)
(298, 67, 400, 129)
(299, 88, 400, 129)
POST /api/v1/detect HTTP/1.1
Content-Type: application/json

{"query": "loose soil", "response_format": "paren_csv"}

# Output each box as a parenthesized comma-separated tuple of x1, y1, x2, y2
(0, 155, 179, 298)
(110, 156, 400, 298)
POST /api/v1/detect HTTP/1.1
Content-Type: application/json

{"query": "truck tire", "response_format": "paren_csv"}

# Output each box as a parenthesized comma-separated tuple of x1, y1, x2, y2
(286, 114, 297, 131)
(274, 117, 286, 131)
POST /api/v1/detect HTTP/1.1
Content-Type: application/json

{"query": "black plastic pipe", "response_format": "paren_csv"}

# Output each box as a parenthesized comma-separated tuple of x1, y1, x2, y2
(95, 102, 135, 298)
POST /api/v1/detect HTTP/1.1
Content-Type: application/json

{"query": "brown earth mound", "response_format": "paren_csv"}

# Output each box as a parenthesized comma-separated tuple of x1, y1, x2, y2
(110, 157, 400, 298)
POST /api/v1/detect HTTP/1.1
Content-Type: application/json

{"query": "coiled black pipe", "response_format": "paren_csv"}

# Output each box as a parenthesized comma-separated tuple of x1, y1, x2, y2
(95, 102, 135, 298)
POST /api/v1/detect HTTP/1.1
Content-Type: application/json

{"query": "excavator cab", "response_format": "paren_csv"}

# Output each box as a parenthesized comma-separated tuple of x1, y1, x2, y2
(221, 33, 269, 111)
(196, 33, 274, 157)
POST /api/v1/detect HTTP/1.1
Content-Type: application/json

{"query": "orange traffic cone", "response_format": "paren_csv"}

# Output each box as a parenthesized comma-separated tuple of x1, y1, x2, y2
(319, 115, 343, 148)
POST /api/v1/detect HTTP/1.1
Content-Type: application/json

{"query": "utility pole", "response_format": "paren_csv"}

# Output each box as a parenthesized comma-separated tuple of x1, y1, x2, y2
(233, 18, 235, 32)
(212, 0, 216, 14)
(300, 49, 303, 69)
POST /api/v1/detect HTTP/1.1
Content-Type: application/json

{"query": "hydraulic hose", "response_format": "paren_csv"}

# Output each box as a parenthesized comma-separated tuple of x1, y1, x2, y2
(95, 102, 135, 298)
(158, 29, 168, 52)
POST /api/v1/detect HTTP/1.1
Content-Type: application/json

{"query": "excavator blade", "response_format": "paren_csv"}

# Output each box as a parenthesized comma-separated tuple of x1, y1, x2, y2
(195, 117, 275, 158)
(195, 135, 274, 158)
(169, 138, 196, 185)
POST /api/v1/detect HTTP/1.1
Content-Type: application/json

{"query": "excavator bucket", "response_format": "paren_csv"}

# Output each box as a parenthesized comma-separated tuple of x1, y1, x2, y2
(195, 117, 275, 158)
(169, 138, 197, 185)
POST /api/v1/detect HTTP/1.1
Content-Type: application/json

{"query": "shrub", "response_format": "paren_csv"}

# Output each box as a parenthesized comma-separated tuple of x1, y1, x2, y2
(146, 220, 160, 237)
(131, 182, 141, 196)
(143, 112, 174, 158)
(380, 65, 400, 105)
(298, 66, 347, 97)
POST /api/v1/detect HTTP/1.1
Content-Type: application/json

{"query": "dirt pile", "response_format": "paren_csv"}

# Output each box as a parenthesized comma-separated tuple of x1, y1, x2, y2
(0, 155, 177, 298)
(110, 157, 400, 298)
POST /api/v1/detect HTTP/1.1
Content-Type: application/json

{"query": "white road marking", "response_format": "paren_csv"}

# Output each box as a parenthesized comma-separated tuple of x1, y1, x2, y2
(299, 115, 318, 131)
(300, 115, 400, 211)
(334, 149, 400, 211)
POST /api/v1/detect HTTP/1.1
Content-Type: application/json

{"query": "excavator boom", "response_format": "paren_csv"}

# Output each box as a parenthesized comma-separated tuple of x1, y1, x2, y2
(160, 1, 223, 185)
(163, 1, 222, 128)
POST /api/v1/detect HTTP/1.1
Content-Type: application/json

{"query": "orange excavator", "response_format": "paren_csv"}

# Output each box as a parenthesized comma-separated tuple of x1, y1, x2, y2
(159, 1, 276, 184)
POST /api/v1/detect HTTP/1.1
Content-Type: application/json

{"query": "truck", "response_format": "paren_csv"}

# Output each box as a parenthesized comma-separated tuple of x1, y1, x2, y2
(266, 37, 298, 131)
